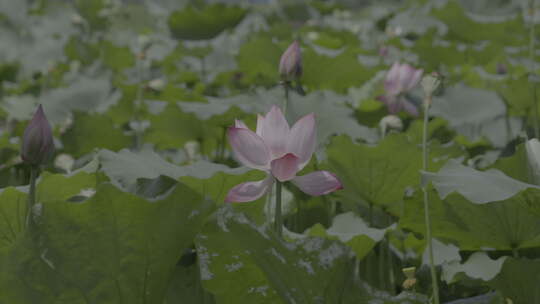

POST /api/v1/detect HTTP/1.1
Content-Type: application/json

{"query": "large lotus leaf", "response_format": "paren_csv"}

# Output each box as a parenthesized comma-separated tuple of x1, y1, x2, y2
(168, 4, 246, 40)
(163, 263, 215, 304)
(442, 252, 506, 284)
(98, 40, 136, 72)
(74, 0, 109, 32)
(0, 4, 75, 76)
(178, 88, 378, 154)
(4, 74, 122, 126)
(430, 84, 521, 148)
(496, 75, 540, 125)
(144, 103, 222, 151)
(325, 134, 457, 214)
(401, 188, 540, 251)
(61, 112, 132, 158)
(301, 47, 377, 93)
(490, 142, 530, 183)
(180, 169, 268, 224)
(488, 258, 540, 304)
(0, 182, 212, 303)
(236, 35, 283, 86)
(422, 159, 540, 204)
(98, 148, 248, 192)
(36, 171, 97, 203)
(196, 206, 426, 304)
(425, 156, 540, 222)
(431, 1, 526, 46)
(196, 206, 351, 303)
(307, 211, 389, 260)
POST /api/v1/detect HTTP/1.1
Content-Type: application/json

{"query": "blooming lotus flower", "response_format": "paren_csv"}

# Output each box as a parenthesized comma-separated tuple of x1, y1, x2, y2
(226, 106, 342, 203)
(21, 104, 54, 166)
(377, 62, 423, 116)
(279, 40, 302, 82)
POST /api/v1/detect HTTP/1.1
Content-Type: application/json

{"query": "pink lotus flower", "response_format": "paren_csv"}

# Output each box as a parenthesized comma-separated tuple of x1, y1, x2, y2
(279, 40, 302, 81)
(225, 106, 342, 203)
(377, 62, 423, 116)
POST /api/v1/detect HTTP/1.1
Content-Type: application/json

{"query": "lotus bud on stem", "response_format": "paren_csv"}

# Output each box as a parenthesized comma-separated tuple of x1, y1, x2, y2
(379, 115, 403, 138)
(21, 105, 54, 227)
(421, 72, 441, 109)
(279, 40, 303, 113)
(420, 72, 441, 304)
(378, 62, 423, 116)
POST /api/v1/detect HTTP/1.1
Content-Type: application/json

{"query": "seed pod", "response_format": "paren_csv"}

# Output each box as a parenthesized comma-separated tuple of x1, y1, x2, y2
(21, 105, 55, 166)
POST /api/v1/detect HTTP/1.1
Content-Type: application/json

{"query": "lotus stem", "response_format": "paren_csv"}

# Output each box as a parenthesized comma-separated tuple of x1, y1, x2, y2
(283, 83, 289, 114)
(422, 100, 440, 304)
(274, 180, 283, 237)
(26, 166, 38, 228)
(134, 53, 144, 150)
(530, 0, 539, 138)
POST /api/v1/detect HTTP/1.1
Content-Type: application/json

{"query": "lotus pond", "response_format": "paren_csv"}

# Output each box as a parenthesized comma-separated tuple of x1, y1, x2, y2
(1, 0, 540, 303)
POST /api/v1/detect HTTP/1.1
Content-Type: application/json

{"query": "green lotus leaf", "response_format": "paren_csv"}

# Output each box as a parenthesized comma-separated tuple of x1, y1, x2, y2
(168, 4, 246, 40)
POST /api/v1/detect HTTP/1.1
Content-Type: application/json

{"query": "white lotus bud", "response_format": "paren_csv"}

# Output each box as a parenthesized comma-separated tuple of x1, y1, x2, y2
(421, 72, 441, 99)
(54, 153, 75, 173)
(79, 188, 96, 198)
(379, 115, 403, 136)
(526, 138, 540, 184)
(148, 78, 166, 91)
(307, 32, 319, 41)
(184, 141, 200, 162)
(71, 14, 84, 26)
(137, 35, 152, 52)
(70, 61, 81, 73)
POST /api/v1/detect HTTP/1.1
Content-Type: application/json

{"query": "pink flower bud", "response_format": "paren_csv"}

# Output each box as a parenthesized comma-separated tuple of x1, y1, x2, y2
(21, 105, 55, 166)
(279, 40, 302, 81)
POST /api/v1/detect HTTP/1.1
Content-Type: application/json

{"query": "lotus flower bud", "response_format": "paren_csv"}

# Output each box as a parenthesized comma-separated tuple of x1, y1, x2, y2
(184, 141, 200, 162)
(147, 78, 166, 91)
(421, 72, 441, 103)
(21, 105, 55, 166)
(279, 40, 302, 82)
(379, 115, 403, 136)
(496, 63, 508, 75)
(54, 153, 74, 173)
(526, 138, 540, 184)
(137, 35, 152, 51)
(71, 14, 84, 26)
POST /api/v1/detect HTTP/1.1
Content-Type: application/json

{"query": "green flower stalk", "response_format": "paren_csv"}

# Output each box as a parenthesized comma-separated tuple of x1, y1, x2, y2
(420, 72, 441, 304)
(529, 0, 539, 138)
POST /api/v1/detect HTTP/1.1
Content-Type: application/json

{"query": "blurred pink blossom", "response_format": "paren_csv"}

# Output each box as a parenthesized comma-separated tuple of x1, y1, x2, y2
(377, 62, 423, 116)
(225, 106, 342, 203)
(279, 40, 303, 82)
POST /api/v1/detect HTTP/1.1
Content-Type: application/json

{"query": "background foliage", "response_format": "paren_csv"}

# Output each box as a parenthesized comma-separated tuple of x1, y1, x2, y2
(1, 0, 539, 303)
